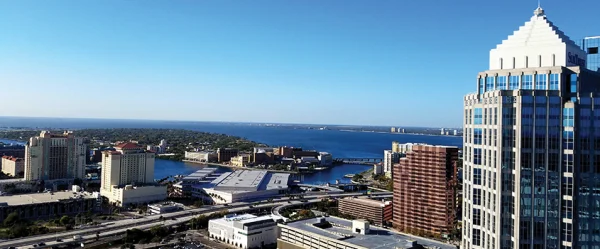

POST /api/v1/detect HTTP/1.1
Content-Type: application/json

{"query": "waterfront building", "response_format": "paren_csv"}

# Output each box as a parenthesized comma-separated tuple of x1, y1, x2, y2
(184, 151, 216, 163)
(159, 139, 167, 153)
(454, 129, 458, 136)
(24, 131, 86, 181)
(391, 127, 396, 133)
(277, 217, 454, 249)
(462, 7, 600, 249)
(338, 197, 392, 227)
(383, 150, 401, 177)
(392, 141, 400, 153)
(393, 144, 459, 237)
(441, 128, 445, 135)
(230, 154, 250, 167)
(576, 36, 600, 71)
(1, 156, 24, 177)
(0, 191, 98, 222)
(172, 168, 219, 197)
(373, 163, 383, 175)
(252, 147, 275, 164)
(208, 214, 279, 249)
(317, 152, 333, 166)
(100, 143, 166, 206)
(191, 170, 289, 204)
(217, 148, 239, 163)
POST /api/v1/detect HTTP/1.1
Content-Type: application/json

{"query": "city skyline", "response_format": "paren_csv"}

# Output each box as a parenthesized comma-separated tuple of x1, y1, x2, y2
(1, 1, 599, 127)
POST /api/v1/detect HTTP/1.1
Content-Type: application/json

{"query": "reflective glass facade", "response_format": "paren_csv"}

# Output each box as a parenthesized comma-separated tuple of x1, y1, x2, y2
(576, 37, 600, 72)
(464, 67, 600, 249)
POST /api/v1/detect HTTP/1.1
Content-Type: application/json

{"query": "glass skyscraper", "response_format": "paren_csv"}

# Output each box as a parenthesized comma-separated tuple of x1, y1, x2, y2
(462, 7, 600, 249)
(576, 37, 600, 72)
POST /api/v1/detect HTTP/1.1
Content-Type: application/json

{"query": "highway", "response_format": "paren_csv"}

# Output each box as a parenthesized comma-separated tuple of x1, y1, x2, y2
(0, 191, 391, 249)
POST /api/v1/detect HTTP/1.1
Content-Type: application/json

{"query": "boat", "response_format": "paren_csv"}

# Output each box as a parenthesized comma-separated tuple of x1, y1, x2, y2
(344, 174, 355, 178)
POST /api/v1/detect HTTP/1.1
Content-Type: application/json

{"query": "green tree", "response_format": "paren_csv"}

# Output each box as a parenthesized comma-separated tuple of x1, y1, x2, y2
(60, 215, 72, 226)
(3, 211, 20, 227)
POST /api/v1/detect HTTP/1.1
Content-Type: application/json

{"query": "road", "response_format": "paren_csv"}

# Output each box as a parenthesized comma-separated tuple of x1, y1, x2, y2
(0, 191, 390, 249)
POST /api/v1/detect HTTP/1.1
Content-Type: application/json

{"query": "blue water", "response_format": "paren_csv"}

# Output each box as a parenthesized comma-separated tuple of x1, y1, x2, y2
(0, 117, 463, 184)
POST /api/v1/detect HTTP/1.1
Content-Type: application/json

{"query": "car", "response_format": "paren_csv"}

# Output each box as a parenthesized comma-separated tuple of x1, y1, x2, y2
(223, 204, 229, 206)
(38, 242, 46, 246)
(56, 238, 63, 242)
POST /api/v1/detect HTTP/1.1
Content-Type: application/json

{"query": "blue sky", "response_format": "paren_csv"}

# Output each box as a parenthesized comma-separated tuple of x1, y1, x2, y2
(1, 0, 599, 127)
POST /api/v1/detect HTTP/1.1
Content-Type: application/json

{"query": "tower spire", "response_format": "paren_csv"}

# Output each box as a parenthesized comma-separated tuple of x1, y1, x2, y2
(534, 1, 545, 17)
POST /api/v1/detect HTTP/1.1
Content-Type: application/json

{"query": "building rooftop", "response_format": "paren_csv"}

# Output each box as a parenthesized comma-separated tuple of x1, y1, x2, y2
(195, 170, 290, 193)
(282, 216, 455, 249)
(210, 214, 278, 228)
(1, 156, 22, 162)
(115, 142, 141, 150)
(182, 168, 218, 182)
(340, 197, 390, 207)
(0, 192, 96, 206)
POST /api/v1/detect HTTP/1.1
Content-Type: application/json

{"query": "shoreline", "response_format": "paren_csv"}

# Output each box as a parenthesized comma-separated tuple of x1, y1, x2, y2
(339, 129, 462, 138)
(182, 160, 297, 174)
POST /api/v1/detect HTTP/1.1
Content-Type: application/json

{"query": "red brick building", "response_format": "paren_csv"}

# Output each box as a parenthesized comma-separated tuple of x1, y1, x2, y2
(392, 144, 459, 236)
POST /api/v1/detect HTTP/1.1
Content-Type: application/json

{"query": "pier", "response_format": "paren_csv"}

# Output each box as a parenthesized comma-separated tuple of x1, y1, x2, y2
(334, 158, 383, 165)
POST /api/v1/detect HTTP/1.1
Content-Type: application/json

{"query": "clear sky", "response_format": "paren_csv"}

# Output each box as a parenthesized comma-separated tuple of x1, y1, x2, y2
(1, 0, 599, 127)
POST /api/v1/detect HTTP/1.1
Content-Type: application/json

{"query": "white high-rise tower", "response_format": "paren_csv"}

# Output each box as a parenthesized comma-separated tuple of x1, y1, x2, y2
(463, 7, 600, 249)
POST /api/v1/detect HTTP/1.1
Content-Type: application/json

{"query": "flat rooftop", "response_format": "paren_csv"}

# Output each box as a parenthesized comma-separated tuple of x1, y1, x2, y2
(182, 168, 218, 181)
(0, 192, 96, 206)
(210, 170, 290, 192)
(282, 216, 455, 249)
(340, 197, 389, 207)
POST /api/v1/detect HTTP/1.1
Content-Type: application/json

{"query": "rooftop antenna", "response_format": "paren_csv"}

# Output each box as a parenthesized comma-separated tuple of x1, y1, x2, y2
(538, 0, 540, 8)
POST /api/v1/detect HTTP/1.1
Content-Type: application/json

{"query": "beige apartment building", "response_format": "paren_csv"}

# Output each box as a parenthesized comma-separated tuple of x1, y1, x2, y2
(24, 131, 86, 181)
(100, 143, 166, 206)
(1, 156, 24, 177)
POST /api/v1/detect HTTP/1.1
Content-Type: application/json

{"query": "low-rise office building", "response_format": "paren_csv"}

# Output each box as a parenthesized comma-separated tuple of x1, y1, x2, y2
(317, 152, 332, 166)
(191, 170, 289, 204)
(1, 156, 24, 177)
(208, 214, 279, 249)
(277, 217, 455, 249)
(148, 202, 184, 215)
(338, 197, 392, 227)
(230, 155, 250, 167)
(217, 148, 239, 163)
(184, 151, 216, 163)
(0, 191, 98, 222)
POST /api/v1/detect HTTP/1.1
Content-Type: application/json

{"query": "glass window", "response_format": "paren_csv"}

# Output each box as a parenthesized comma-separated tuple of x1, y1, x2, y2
(473, 188, 482, 205)
(509, 75, 520, 90)
(473, 208, 481, 225)
(497, 76, 507, 90)
(535, 74, 547, 90)
(549, 74, 559, 90)
(474, 108, 483, 125)
(479, 78, 484, 94)
(486, 76, 494, 92)
(570, 74, 577, 93)
(563, 131, 574, 150)
(474, 168, 482, 185)
(474, 128, 482, 145)
(474, 148, 482, 165)
(563, 108, 574, 127)
(523, 75, 533, 89)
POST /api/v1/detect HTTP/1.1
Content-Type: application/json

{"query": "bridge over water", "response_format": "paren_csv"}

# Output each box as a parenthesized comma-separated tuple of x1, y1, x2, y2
(334, 158, 383, 165)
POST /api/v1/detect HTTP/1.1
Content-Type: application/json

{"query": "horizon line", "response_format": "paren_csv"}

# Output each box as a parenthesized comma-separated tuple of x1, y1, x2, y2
(0, 115, 462, 129)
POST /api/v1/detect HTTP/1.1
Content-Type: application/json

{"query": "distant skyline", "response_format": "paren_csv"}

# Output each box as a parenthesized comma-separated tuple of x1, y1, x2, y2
(1, 0, 599, 127)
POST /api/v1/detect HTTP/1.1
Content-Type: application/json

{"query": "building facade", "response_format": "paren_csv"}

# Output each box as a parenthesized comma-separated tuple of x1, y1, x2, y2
(393, 144, 459, 236)
(462, 7, 600, 249)
(383, 150, 400, 177)
(208, 214, 278, 249)
(1, 156, 24, 177)
(277, 217, 454, 249)
(24, 131, 86, 181)
(338, 197, 392, 226)
(217, 148, 239, 163)
(100, 143, 166, 206)
(576, 36, 600, 72)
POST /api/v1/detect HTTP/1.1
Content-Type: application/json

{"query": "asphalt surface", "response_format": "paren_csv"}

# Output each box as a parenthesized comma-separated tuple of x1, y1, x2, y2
(0, 191, 391, 249)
